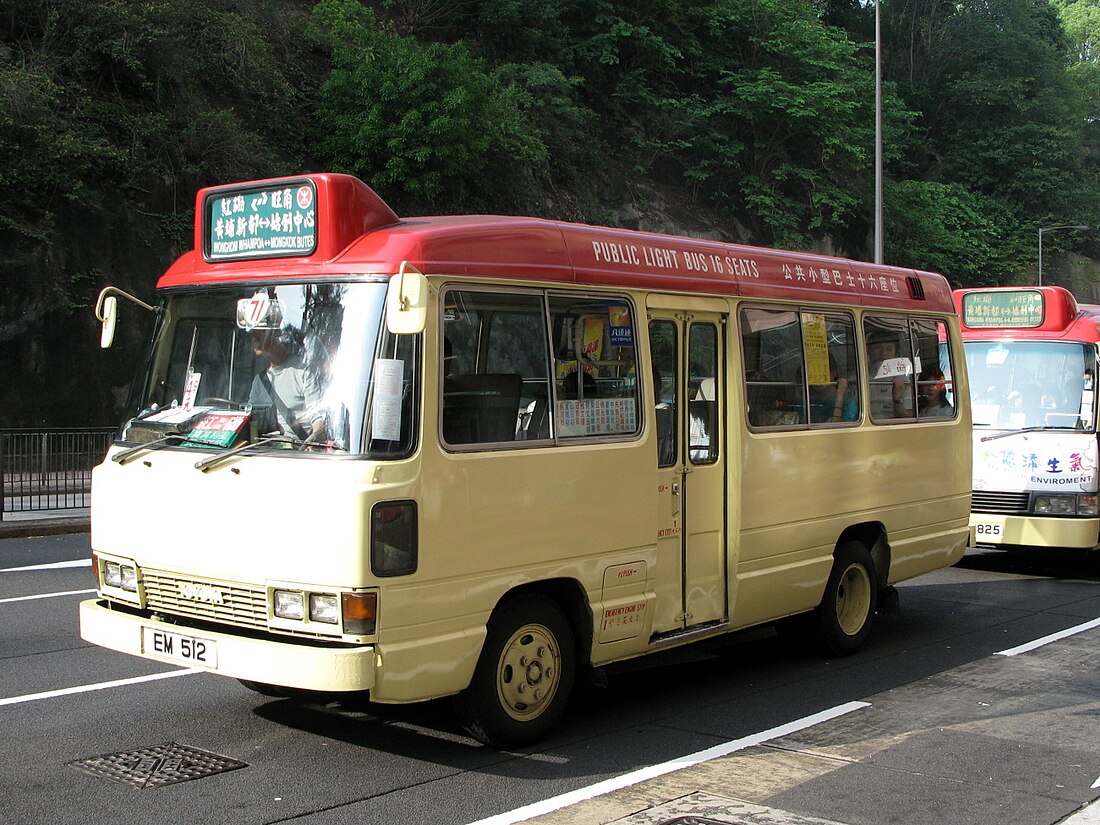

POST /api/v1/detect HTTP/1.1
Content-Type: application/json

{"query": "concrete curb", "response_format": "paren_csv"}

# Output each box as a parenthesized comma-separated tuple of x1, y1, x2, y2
(0, 517, 90, 539)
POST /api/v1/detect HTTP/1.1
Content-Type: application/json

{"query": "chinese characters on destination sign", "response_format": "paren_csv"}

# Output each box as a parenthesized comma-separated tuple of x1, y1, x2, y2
(962, 290, 1044, 329)
(207, 183, 317, 261)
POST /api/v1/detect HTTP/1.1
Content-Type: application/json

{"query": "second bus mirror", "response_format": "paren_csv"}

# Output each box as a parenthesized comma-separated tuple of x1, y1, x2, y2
(386, 262, 427, 335)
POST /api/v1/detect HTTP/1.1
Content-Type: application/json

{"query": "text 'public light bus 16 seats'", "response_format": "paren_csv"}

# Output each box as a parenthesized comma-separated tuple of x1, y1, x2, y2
(81, 173, 971, 747)
(955, 285, 1100, 552)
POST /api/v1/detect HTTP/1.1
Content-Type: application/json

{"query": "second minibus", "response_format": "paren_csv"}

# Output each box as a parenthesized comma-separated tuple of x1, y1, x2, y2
(955, 285, 1100, 552)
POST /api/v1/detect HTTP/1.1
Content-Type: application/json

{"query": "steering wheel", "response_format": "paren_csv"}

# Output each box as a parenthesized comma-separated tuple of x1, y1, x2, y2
(199, 397, 242, 409)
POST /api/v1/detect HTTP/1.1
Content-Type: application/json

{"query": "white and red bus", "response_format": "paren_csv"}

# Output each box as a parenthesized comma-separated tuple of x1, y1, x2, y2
(955, 286, 1100, 551)
(82, 173, 970, 746)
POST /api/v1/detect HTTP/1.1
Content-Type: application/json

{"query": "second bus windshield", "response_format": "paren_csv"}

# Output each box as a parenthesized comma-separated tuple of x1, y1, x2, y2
(965, 340, 1096, 430)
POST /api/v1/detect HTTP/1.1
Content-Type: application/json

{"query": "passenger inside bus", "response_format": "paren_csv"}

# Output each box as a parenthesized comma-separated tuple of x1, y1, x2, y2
(249, 329, 325, 440)
(560, 368, 598, 399)
(867, 331, 912, 418)
(809, 357, 857, 422)
(918, 370, 953, 417)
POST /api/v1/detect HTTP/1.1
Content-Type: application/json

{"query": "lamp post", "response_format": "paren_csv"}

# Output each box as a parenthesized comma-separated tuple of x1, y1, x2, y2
(1038, 224, 1089, 286)
(874, 0, 883, 264)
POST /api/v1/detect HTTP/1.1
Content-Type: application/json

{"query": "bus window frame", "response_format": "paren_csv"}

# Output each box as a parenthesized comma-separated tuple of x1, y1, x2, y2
(438, 285, 643, 452)
(740, 304, 862, 432)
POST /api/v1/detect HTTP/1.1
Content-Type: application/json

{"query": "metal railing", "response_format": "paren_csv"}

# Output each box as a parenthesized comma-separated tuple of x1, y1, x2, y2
(1, 428, 116, 519)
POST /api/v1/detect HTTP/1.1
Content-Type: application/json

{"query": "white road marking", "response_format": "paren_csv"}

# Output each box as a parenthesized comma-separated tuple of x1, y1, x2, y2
(0, 669, 199, 707)
(0, 588, 95, 604)
(464, 701, 871, 825)
(1, 559, 91, 572)
(995, 616, 1100, 656)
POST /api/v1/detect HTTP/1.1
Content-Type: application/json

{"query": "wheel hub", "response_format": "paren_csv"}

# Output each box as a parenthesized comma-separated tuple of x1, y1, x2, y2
(497, 627, 559, 721)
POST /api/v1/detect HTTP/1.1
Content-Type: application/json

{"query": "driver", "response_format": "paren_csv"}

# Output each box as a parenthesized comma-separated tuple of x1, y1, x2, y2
(249, 329, 325, 440)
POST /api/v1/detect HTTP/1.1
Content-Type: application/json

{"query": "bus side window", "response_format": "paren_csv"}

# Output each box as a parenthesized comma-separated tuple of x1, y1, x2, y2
(740, 307, 806, 428)
(689, 322, 719, 463)
(865, 315, 915, 421)
(806, 312, 860, 426)
(441, 289, 548, 447)
(549, 296, 641, 439)
(913, 318, 956, 420)
(650, 320, 678, 467)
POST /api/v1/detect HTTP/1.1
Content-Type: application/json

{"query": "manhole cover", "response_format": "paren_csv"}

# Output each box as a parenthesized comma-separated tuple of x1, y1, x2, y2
(69, 742, 247, 789)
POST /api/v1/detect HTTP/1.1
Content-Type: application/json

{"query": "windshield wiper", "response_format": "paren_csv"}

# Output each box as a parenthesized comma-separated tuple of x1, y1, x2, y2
(980, 425, 1070, 442)
(194, 433, 345, 472)
(112, 433, 186, 465)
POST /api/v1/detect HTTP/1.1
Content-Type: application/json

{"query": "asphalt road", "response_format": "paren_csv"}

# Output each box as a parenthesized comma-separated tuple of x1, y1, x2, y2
(2, 533, 1099, 825)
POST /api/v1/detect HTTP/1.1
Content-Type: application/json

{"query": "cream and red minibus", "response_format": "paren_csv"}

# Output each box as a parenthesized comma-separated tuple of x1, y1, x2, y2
(955, 286, 1100, 552)
(81, 173, 970, 746)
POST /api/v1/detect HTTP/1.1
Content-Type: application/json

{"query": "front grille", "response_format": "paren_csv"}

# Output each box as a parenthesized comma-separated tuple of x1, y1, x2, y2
(972, 490, 1030, 515)
(142, 571, 268, 630)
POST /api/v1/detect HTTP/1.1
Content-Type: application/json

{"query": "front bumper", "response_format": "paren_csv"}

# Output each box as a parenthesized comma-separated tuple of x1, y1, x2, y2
(968, 514, 1100, 550)
(79, 598, 377, 692)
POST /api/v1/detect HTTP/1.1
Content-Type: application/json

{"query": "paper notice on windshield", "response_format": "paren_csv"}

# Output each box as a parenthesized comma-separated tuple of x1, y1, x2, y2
(371, 359, 404, 441)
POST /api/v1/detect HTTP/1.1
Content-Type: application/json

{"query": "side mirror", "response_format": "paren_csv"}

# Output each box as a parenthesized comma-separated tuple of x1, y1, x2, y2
(94, 286, 158, 349)
(99, 295, 118, 349)
(385, 262, 427, 335)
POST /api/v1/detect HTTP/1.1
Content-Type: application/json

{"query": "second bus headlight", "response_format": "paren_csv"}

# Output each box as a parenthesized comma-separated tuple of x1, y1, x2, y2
(1033, 494, 1076, 515)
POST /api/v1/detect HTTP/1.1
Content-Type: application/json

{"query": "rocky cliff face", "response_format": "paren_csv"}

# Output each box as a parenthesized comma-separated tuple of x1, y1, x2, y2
(0, 201, 180, 427)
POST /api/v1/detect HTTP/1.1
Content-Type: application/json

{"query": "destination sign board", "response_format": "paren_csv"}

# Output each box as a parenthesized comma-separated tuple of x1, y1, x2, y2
(204, 180, 317, 261)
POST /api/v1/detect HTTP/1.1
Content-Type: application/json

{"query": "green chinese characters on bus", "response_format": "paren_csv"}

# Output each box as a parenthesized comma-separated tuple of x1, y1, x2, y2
(205, 181, 317, 261)
(962, 289, 1044, 329)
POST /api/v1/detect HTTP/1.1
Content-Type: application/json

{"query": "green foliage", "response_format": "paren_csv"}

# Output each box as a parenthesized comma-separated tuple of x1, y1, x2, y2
(308, 0, 597, 212)
(311, 0, 509, 208)
(3, 0, 1100, 293)
(884, 181, 1016, 286)
(0, 0, 305, 237)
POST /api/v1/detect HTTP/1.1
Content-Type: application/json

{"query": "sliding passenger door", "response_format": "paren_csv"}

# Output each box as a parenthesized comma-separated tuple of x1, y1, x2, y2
(649, 305, 728, 635)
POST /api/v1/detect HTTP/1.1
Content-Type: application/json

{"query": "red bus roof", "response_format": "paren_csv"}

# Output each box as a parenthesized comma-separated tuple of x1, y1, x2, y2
(953, 286, 1100, 343)
(159, 172, 954, 313)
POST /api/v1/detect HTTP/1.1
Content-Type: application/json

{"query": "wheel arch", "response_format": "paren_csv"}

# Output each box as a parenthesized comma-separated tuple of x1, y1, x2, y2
(836, 521, 890, 590)
(488, 578, 594, 668)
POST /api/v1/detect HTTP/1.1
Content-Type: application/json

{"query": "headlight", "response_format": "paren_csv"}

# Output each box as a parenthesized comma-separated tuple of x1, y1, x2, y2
(1078, 494, 1099, 516)
(1033, 494, 1076, 515)
(273, 589, 305, 620)
(103, 560, 138, 592)
(309, 594, 339, 624)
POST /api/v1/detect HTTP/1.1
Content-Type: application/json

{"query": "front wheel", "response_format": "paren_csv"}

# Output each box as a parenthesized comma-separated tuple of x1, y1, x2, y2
(813, 541, 878, 656)
(454, 594, 576, 748)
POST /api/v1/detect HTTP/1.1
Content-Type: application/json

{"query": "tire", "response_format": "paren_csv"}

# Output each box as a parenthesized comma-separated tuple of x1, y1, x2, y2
(454, 594, 576, 748)
(812, 541, 878, 656)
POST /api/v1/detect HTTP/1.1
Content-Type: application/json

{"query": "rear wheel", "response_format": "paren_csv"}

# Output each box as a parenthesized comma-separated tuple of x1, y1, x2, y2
(454, 594, 576, 748)
(813, 541, 878, 656)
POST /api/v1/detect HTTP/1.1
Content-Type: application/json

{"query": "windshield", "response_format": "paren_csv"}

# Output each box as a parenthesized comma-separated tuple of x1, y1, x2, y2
(121, 281, 419, 457)
(964, 340, 1096, 431)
